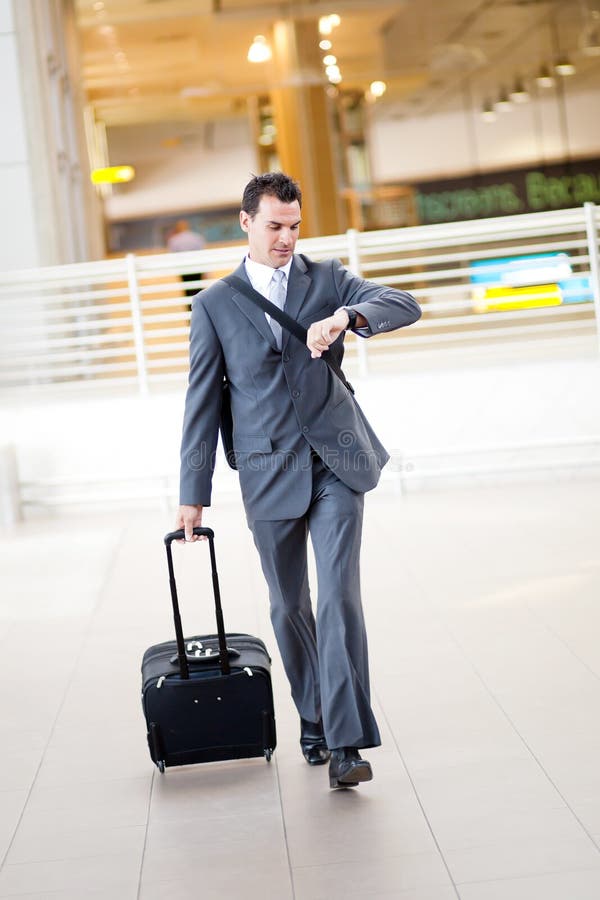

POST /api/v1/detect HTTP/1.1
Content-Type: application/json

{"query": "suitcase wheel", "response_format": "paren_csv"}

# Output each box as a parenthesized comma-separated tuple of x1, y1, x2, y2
(157, 759, 166, 773)
(264, 748, 272, 763)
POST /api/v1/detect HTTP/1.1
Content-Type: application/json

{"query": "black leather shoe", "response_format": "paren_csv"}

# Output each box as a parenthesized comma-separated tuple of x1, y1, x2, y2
(329, 747, 373, 789)
(300, 717, 330, 766)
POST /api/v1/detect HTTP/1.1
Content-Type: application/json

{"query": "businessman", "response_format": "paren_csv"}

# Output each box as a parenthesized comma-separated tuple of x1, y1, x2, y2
(176, 173, 421, 789)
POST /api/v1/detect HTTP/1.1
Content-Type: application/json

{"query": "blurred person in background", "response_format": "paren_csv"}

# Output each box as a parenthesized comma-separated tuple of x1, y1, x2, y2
(167, 219, 206, 298)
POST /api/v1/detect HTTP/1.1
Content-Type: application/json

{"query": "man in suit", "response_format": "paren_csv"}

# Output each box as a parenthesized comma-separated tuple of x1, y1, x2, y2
(176, 173, 421, 789)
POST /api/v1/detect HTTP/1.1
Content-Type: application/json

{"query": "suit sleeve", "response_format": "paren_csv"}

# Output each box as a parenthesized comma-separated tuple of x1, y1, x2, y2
(331, 259, 421, 335)
(179, 296, 224, 506)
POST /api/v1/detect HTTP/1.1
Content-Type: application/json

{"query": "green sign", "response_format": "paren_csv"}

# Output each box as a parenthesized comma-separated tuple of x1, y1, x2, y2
(414, 159, 600, 224)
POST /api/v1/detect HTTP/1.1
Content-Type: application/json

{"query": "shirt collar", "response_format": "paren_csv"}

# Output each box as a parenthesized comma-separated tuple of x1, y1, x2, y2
(244, 255, 293, 294)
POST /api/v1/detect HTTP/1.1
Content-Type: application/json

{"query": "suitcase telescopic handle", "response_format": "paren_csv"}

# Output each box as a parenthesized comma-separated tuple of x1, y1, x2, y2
(163, 527, 230, 679)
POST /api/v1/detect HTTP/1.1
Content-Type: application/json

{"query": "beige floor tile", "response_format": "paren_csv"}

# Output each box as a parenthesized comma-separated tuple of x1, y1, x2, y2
(0, 734, 46, 792)
(446, 834, 600, 883)
(34, 733, 149, 788)
(0, 891, 135, 899)
(409, 757, 565, 822)
(423, 804, 591, 852)
(6, 822, 146, 865)
(456, 868, 600, 900)
(0, 852, 140, 896)
(569, 800, 600, 836)
(141, 812, 288, 884)
(278, 753, 437, 865)
(0, 792, 27, 862)
(20, 777, 151, 831)
(149, 759, 280, 823)
(292, 851, 453, 899)
(326, 890, 458, 900)
(139, 870, 293, 900)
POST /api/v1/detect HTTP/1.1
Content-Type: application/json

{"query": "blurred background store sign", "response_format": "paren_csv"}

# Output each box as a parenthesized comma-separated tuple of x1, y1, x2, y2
(470, 252, 591, 313)
(414, 158, 600, 224)
(90, 165, 136, 185)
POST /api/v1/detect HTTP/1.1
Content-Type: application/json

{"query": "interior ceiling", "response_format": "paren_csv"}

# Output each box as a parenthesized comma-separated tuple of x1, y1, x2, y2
(75, 0, 600, 128)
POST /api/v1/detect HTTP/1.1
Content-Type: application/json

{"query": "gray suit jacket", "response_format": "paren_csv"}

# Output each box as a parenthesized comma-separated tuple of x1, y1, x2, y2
(179, 254, 421, 521)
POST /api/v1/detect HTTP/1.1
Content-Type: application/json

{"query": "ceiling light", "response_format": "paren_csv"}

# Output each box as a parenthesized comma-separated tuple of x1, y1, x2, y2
(329, 72, 342, 84)
(535, 64, 555, 87)
(319, 14, 341, 35)
(495, 89, 512, 111)
(319, 39, 332, 50)
(509, 77, 530, 103)
(247, 35, 272, 64)
(554, 56, 576, 75)
(323, 54, 337, 66)
(319, 16, 333, 35)
(93, 1, 104, 10)
(325, 64, 340, 79)
(370, 80, 387, 98)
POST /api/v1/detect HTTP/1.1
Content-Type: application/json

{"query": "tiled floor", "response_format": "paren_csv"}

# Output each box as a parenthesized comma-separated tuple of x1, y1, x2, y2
(1, 477, 600, 899)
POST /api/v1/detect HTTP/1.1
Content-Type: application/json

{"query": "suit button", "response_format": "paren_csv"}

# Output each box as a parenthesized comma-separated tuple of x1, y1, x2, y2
(302, 426, 309, 433)
(292, 390, 300, 398)
(283, 354, 290, 363)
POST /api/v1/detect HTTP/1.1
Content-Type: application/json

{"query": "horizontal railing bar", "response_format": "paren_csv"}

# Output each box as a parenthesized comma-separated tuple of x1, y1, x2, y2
(368, 317, 594, 347)
(0, 286, 130, 308)
(421, 299, 593, 318)
(0, 303, 133, 324)
(358, 240, 589, 272)
(368, 264, 592, 288)
(357, 223, 588, 256)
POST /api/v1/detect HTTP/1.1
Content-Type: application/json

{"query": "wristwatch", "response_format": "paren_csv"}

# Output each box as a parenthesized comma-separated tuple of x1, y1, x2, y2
(344, 307, 358, 331)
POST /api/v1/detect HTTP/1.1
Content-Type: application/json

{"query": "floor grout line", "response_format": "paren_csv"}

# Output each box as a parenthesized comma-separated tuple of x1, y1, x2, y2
(374, 686, 463, 900)
(274, 753, 297, 900)
(135, 768, 156, 900)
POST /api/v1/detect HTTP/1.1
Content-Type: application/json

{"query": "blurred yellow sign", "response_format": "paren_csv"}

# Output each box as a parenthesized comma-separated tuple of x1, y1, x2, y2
(473, 282, 562, 313)
(90, 165, 135, 185)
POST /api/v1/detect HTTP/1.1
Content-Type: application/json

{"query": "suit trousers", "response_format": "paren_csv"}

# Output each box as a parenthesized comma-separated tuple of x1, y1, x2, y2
(249, 454, 381, 750)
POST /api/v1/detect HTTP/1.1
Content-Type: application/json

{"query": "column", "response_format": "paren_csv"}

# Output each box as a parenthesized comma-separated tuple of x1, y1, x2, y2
(0, 0, 103, 270)
(270, 19, 344, 238)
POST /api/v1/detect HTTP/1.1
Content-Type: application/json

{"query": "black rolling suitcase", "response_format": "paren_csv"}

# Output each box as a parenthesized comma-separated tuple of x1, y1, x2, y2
(141, 527, 276, 772)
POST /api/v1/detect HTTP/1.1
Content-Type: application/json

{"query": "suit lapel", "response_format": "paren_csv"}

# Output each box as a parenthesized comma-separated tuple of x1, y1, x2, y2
(282, 255, 311, 352)
(227, 263, 279, 351)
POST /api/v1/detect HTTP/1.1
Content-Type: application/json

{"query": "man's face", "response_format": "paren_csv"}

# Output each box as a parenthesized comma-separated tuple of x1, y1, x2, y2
(239, 194, 301, 269)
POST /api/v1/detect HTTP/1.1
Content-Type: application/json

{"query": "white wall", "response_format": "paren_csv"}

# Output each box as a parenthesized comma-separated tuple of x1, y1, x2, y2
(104, 118, 257, 220)
(370, 88, 600, 184)
(0, 1, 40, 269)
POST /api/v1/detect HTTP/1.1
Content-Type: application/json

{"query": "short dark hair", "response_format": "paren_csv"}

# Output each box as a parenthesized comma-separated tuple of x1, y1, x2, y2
(241, 172, 302, 217)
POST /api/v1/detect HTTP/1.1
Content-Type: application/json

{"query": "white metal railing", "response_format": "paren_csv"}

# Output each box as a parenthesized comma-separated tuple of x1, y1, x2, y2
(1, 205, 599, 394)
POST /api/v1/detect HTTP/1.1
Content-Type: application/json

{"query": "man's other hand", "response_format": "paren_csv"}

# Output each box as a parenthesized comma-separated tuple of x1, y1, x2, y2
(175, 504, 204, 542)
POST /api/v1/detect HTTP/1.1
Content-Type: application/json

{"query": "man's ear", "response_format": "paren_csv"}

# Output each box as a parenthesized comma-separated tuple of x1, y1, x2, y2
(239, 210, 250, 233)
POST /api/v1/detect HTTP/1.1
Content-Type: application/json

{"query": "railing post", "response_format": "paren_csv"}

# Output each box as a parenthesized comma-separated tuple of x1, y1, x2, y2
(126, 253, 149, 395)
(0, 444, 22, 527)
(346, 228, 369, 377)
(584, 202, 600, 356)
